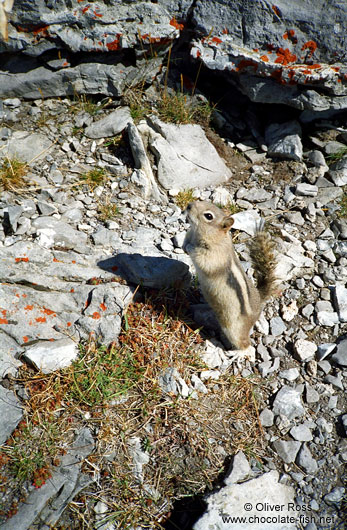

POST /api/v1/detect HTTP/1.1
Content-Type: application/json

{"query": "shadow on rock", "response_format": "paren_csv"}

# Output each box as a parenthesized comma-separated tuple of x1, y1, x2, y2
(97, 252, 191, 290)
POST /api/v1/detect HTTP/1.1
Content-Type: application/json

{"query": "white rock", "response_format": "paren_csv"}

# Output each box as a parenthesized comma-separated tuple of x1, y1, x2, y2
(191, 374, 208, 394)
(24, 338, 78, 374)
(224, 451, 251, 486)
(316, 311, 339, 326)
(272, 386, 305, 420)
(193, 471, 296, 530)
(294, 339, 317, 362)
(334, 284, 347, 322)
(295, 183, 318, 196)
(231, 210, 262, 236)
(281, 300, 298, 322)
(211, 187, 232, 206)
(199, 369, 221, 381)
(279, 368, 300, 381)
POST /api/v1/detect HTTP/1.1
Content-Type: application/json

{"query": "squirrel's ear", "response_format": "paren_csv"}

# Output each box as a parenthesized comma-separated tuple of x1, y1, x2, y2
(221, 215, 234, 231)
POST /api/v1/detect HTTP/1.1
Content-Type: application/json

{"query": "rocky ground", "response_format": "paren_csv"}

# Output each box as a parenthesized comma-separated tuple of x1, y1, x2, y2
(0, 90, 346, 530)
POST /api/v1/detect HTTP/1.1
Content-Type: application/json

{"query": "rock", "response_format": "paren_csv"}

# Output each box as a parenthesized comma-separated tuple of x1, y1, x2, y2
(328, 157, 347, 186)
(295, 183, 318, 197)
(4, 205, 23, 233)
(193, 470, 296, 530)
(281, 300, 298, 322)
(224, 451, 251, 486)
(279, 368, 300, 381)
(128, 122, 165, 202)
(317, 343, 336, 360)
(0, 131, 53, 163)
(330, 339, 347, 367)
(333, 284, 347, 322)
(293, 339, 317, 362)
(84, 107, 132, 138)
(259, 408, 274, 427)
(201, 341, 228, 369)
(323, 374, 344, 390)
(316, 311, 339, 326)
(191, 373, 207, 394)
(31, 216, 89, 253)
(0, 385, 23, 444)
(146, 117, 232, 190)
(128, 437, 150, 483)
(270, 316, 287, 336)
(305, 384, 320, 404)
(290, 425, 313, 442)
(110, 252, 190, 289)
(23, 338, 78, 374)
(272, 386, 305, 420)
(324, 487, 345, 506)
(211, 187, 233, 206)
(0, 334, 23, 378)
(158, 367, 179, 394)
(265, 121, 303, 161)
(229, 210, 262, 236)
(296, 444, 318, 474)
(273, 439, 301, 463)
(307, 150, 328, 169)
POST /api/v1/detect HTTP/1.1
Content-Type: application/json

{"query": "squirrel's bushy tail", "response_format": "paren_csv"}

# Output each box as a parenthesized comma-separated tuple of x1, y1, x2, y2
(249, 231, 278, 301)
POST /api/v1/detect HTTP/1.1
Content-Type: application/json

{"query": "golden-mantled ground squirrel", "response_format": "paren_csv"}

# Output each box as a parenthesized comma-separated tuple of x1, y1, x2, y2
(183, 201, 278, 350)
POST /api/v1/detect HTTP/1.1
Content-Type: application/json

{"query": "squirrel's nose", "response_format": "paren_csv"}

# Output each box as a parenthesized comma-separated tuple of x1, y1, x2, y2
(186, 203, 192, 211)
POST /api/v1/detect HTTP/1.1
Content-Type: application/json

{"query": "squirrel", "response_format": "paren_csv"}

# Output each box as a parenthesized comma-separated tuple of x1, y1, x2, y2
(183, 200, 278, 350)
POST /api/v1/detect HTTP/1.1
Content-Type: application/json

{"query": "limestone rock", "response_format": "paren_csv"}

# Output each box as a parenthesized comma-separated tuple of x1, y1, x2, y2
(147, 117, 232, 190)
(193, 470, 296, 530)
(23, 338, 78, 373)
(0, 385, 23, 444)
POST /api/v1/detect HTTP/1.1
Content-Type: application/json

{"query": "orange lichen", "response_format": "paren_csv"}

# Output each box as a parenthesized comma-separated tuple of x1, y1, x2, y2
(332, 66, 340, 72)
(93, 9, 103, 17)
(272, 5, 281, 16)
(106, 34, 121, 51)
(236, 59, 258, 72)
(222, 28, 228, 34)
(42, 308, 56, 316)
(100, 303, 107, 311)
(260, 54, 269, 62)
(82, 4, 91, 14)
(70, 288, 75, 293)
(15, 257, 29, 263)
(67, 322, 72, 327)
(1, 309, 6, 316)
(0, 318, 8, 324)
(275, 47, 297, 65)
(24, 305, 34, 311)
(35, 317, 47, 323)
(301, 40, 317, 58)
(33, 25, 49, 37)
(211, 37, 222, 44)
(170, 18, 184, 31)
(92, 312, 101, 320)
(23, 336, 29, 343)
(53, 258, 62, 263)
(253, 48, 259, 52)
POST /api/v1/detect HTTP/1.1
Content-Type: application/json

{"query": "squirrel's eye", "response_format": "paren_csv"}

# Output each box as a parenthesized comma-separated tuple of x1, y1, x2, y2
(204, 212, 214, 221)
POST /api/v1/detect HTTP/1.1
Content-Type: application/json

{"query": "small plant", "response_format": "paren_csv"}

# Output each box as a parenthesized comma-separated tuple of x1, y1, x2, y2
(157, 90, 214, 127)
(0, 157, 28, 191)
(225, 201, 242, 214)
(175, 188, 195, 210)
(339, 191, 347, 218)
(98, 198, 119, 222)
(68, 342, 144, 406)
(79, 168, 108, 190)
(326, 146, 347, 165)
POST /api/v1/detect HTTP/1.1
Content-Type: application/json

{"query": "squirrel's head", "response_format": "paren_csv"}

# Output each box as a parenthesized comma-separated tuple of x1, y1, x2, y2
(185, 201, 234, 237)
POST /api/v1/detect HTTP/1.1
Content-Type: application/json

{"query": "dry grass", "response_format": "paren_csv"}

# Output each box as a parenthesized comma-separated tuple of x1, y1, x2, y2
(175, 189, 196, 210)
(97, 195, 120, 222)
(0, 157, 28, 191)
(0, 289, 264, 528)
(78, 168, 108, 190)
